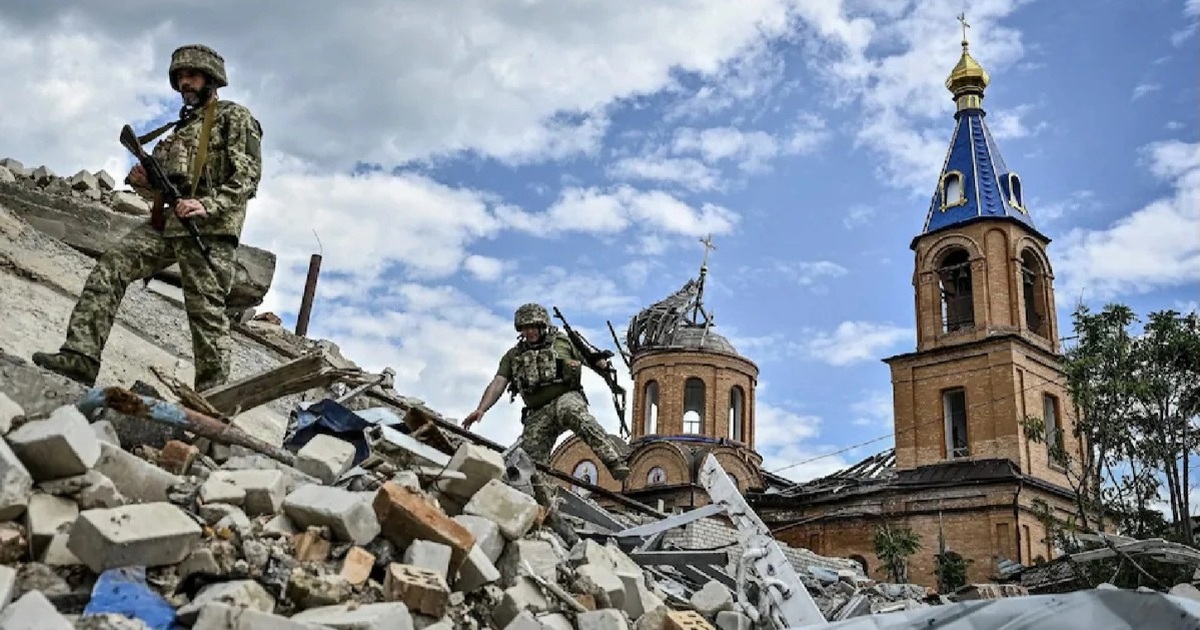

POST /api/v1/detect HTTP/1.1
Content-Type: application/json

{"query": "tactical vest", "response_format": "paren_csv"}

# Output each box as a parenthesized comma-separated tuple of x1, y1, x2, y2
(510, 335, 582, 400)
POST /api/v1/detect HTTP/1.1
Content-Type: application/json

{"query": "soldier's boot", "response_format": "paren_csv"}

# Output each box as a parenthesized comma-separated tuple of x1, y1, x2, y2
(31, 350, 100, 387)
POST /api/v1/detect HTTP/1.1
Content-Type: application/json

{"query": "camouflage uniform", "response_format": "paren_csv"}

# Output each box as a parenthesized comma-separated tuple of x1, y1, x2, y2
(499, 303, 629, 508)
(33, 44, 263, 392)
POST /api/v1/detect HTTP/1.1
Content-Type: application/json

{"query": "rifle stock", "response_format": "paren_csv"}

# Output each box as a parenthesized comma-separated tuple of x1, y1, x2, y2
(119, 124, 216, 272)
(552, 306, 630, 438)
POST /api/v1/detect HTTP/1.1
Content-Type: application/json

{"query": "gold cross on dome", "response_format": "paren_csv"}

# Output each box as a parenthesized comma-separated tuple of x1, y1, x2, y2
(957, 12, 971, 43)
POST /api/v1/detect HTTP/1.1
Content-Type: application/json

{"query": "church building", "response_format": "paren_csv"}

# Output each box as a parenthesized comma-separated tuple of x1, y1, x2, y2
(751, 22, 1087, 588)
(549, 238, 770, 513)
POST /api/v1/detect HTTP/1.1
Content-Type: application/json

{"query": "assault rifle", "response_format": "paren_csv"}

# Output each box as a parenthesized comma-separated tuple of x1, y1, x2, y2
(118, 124, 217, 273)
(552, 306, 629, 439)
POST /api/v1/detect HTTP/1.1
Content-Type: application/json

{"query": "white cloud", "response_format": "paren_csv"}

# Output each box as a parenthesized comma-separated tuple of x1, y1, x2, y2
(805, 321, 912, 366)
(463, 255, 509, 282)
(498, 266, 640, 317)
(851, 390, 894, 427)
(0, 1, 816, 173)
(843, 204, 877, 229)
(1056, 140, 1200, 301)
(607, 156, 722, 192)
(1033, 189, 1095, 224)
(671, 115, 829, 173)
(505, 185, 740, 239)
(770, 260, 850, 287)
(754, 402, 854, 483)
(1132, 83, 1162, 100)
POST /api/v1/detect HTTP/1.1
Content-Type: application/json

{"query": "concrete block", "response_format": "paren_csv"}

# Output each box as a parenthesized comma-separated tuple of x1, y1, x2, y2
(0, 392, 22, 434)
(91, 420, 120, 445)
(578, 609, 630, 630)
(452, 514, 505, 563)
(6, 405, 100, 480)
(41, 532, 83, 565)
(296, 435, 357, 484)
(453, 544, 500, 593)
(690, 581, 733, 617)
(193, 602, 330, 630)
(403, 540, 452, 578)
(177, 579, 276, 624)
(39, 470, 125, 510)
(290, 601, 415, 630)
(433, 442, 504, 501)
(264, 513, 300, 536)
(501, 611, 545, 630)
(66, 502, 202, 573)
(0, 590, 74, 629)
(283, 483, 381, 545)
(618, 571, 664, 620)
(25, 492, 78, 557)
(383, 563, 450, 618)
(492, 577, 551, 628)
(0, 437, 33, 520)
(714, 610, 752, 630)
(577, 563, 627, 609)
(203, 470, 287, 516)
(462, 478, 539, 540)
(93, 442, 181, 503)
(497, 539, 558, 587)
(373, 482, 474, 570)
(0, 564, 16, 610)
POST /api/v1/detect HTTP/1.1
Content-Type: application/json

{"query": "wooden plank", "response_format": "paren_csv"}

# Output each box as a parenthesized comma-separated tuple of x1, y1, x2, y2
(201, 351, 341, 415)
(403, 406, 457, 455)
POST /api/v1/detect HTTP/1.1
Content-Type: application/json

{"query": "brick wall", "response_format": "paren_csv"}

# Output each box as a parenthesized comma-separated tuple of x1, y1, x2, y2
(631, 349, 758, 448)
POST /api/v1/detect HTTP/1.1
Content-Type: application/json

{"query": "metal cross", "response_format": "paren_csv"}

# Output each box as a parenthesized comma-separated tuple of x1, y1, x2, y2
(699, 233, 717, 268)
(957, 12, 970, 43)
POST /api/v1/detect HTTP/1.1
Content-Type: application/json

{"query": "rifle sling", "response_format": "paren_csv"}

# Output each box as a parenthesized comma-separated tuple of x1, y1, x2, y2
(188, 99, 217, 198)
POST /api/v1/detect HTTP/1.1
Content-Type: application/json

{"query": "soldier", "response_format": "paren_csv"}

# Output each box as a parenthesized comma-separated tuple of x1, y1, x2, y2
(462, 303, 630, 508)
(33, 44, 263, 393)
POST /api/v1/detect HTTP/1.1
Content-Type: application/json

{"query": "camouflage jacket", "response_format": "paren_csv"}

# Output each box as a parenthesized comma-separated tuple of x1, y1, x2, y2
(145, 99, 263, 240)
(497, 332, 584, 409)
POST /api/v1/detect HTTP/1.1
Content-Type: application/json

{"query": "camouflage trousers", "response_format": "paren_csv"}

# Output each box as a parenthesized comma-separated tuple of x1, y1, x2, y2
(60, 221, 238, 392)
(520, 389, 621, 508)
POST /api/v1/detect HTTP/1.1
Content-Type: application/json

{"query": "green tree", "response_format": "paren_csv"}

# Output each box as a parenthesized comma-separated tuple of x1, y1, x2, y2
(873, 522, 921, 584)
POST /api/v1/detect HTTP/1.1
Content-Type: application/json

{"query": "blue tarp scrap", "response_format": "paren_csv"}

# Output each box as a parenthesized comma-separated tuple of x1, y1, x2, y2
(284, 398, 405, 466)
(81, 566, 177, 630)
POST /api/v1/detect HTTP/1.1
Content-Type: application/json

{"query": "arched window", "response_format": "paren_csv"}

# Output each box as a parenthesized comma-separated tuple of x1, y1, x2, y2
(937, 248, 974, 333)
(572, 461, 598, 486)
(728, 386, 744, 441)
(1007, 173, 1025, 211)
(941, 171, 965, 209)
(647, 466, 666, 486)
(1020, 250, 1048, 338)
(643, 380, 659, 435)
(683, 378, 705, 434)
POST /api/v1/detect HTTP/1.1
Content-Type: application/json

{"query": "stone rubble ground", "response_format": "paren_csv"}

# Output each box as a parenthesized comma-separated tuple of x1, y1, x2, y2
(0, 157, 938, 629)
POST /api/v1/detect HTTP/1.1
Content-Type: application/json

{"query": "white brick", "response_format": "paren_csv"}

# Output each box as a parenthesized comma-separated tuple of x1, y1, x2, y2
(67, 502, 202, 573)
(6, 405, 100, 481)
(295, 435, 357, 484)
(462, 479, 539, 540)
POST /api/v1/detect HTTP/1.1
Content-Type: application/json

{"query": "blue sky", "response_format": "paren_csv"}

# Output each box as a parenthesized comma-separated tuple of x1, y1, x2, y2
(2, 0, 1197, 481)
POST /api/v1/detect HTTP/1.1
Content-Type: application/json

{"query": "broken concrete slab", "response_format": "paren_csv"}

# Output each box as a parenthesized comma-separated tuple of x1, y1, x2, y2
(296, 434, 357, 484)
(0, 589, 74, 629)
(462, 478, 540, 541)
(283, 484, 381, 545)
(6, 404, 101, 481)
(67, 502, 203, 573)
(0, 436, 34, 520)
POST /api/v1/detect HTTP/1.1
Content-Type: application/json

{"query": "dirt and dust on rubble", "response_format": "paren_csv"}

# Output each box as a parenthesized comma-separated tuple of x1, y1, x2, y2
(0, 158, 967, 630)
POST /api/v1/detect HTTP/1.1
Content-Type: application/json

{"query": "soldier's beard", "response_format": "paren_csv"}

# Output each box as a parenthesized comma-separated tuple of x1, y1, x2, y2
(181, 87, 212, 108)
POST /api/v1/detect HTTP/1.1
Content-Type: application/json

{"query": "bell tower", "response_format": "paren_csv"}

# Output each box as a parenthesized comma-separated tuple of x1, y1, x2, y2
(884, 17, 1083, 484)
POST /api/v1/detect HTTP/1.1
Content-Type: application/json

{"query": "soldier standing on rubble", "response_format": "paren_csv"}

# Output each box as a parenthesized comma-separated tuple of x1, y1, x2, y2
(32, 44, 263, 393)
(462, 303, 631, 508)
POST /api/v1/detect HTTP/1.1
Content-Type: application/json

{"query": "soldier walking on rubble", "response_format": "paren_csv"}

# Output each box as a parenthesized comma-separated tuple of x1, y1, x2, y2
(462, 303, 631, 509)
(33, 44, 263, 393)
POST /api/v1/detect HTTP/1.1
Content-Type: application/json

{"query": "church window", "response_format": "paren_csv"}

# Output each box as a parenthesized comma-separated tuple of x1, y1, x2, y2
(1007, 173, 1025, 211)
(728, 386, 745, 441)
(643, 380, 660, 435)
(937, 248, 975, 333)
(647, 466, 667, 486)
(572, 460, 598, 486)
(943, 388, 969, 458)
(941, 171, 965, 209)
(1043, 394, 1065, 465)
(1020, 250, 1048, 338)
(683, 377, 705, 434)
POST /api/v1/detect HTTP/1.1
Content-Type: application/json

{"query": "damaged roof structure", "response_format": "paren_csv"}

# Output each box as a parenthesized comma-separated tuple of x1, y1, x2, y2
(2, 162, 1200, 629)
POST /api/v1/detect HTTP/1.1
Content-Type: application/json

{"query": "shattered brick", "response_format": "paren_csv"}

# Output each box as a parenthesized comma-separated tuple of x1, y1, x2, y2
(340, 545, 376, 585)
(158, 439, 200, 475)
(665, 610, 716, 630)
(383, 563, 451, 618)
(373, 482, 475, 571)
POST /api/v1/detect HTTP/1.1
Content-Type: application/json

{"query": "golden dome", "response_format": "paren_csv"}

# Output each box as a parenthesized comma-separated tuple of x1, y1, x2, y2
(945, 41, 991, 94)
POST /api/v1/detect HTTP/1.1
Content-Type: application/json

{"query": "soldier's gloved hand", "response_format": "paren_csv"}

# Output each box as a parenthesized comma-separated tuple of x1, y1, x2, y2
(594, 358, 611, 371)
(175, 198, 209, 219)
(126, 163, 149, 188)
(462, 409, 484, 431)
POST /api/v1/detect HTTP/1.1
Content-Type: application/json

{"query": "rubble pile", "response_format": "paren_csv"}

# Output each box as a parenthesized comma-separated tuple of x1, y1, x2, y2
(0, 388, 684, 628)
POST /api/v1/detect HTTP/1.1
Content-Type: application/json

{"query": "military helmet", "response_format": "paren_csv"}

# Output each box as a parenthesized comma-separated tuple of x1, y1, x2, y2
(514, 303, 550, 331)
(169, 44, 228, 90)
